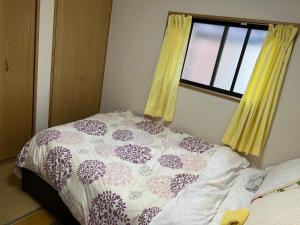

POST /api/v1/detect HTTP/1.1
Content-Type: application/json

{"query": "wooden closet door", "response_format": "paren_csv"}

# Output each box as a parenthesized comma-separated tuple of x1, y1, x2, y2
(50, 0, 112, 126)
(0, 0, 36, 161)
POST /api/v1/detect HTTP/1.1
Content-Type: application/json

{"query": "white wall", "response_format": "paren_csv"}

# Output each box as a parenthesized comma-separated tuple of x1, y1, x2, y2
(35, 0, 55, 133)
(101, 0, 300, 168)
(33, 0, 300, 168)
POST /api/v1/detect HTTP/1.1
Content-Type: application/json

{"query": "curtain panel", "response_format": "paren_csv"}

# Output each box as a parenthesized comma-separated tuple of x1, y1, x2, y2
(223, 24, 298, 156)
(144, 14, 192, 121)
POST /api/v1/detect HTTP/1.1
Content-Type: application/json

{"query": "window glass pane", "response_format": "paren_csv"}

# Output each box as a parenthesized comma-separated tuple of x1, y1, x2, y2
(234, 29, 267, 94)
(213, 27, 247, 90)
(182, 23, 224, 85)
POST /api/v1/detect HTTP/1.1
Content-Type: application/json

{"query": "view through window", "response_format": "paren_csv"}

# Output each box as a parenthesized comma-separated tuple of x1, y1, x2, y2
(181, 19, 267, 98)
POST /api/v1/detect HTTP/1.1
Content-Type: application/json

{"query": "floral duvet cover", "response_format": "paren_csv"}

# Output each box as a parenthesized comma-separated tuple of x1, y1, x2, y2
(17, 110, 220, 225)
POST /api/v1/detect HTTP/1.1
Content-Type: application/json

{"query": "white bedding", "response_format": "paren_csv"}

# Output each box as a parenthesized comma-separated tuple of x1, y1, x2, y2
(17, 111, 250, 225)
(209, 168, 264, 225)
(150, 147, 249, 225)
(254, 158, 300, 199)
(245, 188, 300, 225)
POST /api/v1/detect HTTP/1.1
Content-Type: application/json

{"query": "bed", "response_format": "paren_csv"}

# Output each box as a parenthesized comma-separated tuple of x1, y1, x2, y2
(245, 158, 300, 225)
(17, 110, 249, 225)
(149, 157, 300, 225)
(21, 168, 80, 225)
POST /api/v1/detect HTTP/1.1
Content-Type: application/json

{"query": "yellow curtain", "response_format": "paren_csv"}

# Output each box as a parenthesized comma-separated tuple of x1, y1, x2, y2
(223, 24, 298, 156)
(144, 14, 192, 121)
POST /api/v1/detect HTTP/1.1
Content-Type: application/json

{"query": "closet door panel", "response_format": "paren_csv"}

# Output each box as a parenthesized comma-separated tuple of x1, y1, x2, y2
(50, 0, 79, 126)
(0, 0, 36, 160)
(50, 0, 112, 126)
(0, 0, 4, 112)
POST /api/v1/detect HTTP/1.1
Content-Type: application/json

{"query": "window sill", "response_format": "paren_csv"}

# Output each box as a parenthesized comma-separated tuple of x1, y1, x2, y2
(179, 82, 241, 103)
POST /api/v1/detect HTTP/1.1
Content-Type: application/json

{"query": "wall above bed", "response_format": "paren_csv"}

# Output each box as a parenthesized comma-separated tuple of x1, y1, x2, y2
(101, 0, 300, 168)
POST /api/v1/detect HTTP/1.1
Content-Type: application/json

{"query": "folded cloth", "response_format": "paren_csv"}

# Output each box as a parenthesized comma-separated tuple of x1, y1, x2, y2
(220, 208, 249, 225)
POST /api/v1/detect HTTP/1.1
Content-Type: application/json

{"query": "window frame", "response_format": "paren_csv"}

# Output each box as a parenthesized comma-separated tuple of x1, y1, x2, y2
(180, 17, 268, 99)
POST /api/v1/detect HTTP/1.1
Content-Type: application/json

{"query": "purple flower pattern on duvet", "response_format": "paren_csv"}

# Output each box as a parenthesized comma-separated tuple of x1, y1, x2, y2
(131, 111, 144, 118)
(162, 137, 179, 149)
(181, 154, 207, 172)
(128, 191, 143, 200)
(169, 127, 184, 134)
(112, 129, 134, 141)
(56, 131, 84, 145)
(138, 207, 161, 225)
(159, 155, 183, 169)
(18, 111, 218, 225)
(138, 165, 152, 177)
(147, 176, 174, 199)
(103, 162, 133, 186)
(136, 120, 164, 134)
(179, 136, 214, 153)
(170, 173, 199, 195)
(114, 144, 152, 164)
(43, 147, 72, 191)
(74, 119, 107, 136)
(95, 144, 115, 157)
(133, 131, 154, 146)
(88, 191, 131, 225)
(77, 160, 106, 185)
(16, 140, 31, 167)
(121, 119, 137, 129)
(36, 129, 61, 146)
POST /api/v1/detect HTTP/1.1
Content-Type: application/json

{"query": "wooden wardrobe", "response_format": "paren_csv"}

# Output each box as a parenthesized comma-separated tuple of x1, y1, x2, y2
(50, 0, 112, 126)
(0, 0, 36, 161)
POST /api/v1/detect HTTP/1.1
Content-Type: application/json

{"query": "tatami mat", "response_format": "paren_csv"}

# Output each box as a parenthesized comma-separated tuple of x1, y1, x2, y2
(0, 160, 40, 225)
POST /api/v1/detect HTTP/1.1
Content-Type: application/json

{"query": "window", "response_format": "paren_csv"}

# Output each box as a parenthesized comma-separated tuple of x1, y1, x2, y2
(181, 18, 268, 98)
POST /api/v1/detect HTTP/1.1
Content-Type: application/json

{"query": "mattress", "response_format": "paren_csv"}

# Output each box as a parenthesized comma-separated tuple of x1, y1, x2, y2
(16, 110, 246, 225)
(245, 185, 300, 225)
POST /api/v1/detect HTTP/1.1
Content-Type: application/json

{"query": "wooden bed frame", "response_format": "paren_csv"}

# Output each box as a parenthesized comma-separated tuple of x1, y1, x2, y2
(21, 168, 80, 225)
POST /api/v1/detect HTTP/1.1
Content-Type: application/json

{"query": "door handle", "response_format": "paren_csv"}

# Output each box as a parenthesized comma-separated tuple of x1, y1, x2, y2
(5, 59, 9, 72)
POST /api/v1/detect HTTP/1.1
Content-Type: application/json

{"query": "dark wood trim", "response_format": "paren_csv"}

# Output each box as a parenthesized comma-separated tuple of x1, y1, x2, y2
(32, 0, 40, 135)
(180, 82, 241, 102)
(230, 29, 251, 92)
(181, 79, 242, 98)
(0, 157, 16, 165)
(210, 26, 228, 86)
(170, 11, 299, 101)
(48, 0, 58, 127)
(168, 11, 300, 28)
(180, 17, 256, 99)
(98, 0, 113, 113)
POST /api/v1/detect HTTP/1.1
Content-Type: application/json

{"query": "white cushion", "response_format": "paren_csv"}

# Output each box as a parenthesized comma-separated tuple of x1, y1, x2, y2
(245, 189, 300, 225)
(254, 158, 300, 199)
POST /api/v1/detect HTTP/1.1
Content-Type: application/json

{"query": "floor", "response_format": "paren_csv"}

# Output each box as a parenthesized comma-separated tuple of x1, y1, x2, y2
(0, 160, 40, 225)
(12, 209, 57, 225)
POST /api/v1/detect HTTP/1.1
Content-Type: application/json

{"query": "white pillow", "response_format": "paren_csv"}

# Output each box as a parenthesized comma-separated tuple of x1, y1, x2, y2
(209, 168, 264, 225)
(254, 158, 300, 199)
(245, 188, 300, 225)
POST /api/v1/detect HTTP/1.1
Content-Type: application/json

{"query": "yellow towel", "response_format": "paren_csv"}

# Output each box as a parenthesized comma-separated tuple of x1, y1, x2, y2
(220, 208, 249, 225)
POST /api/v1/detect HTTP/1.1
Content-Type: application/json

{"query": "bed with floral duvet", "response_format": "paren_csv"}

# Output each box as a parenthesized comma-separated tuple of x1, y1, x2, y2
(16, 110, 248, 225)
